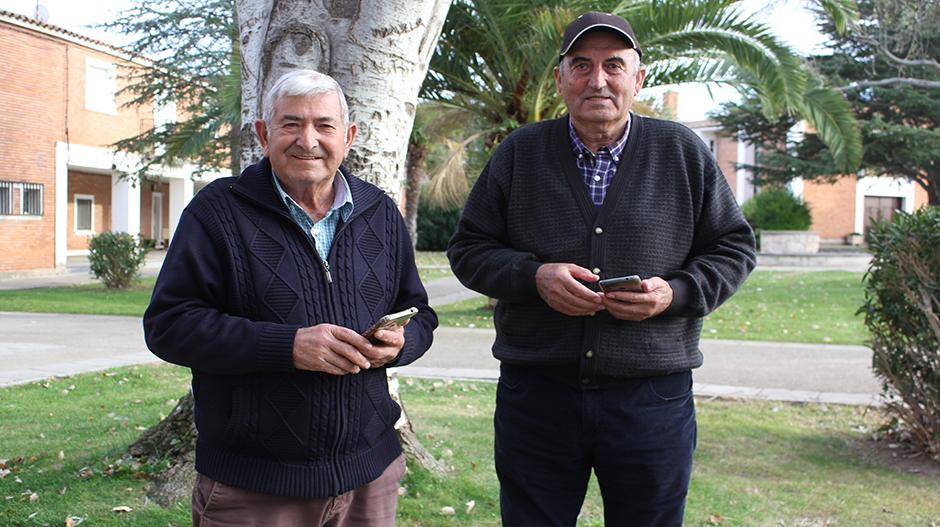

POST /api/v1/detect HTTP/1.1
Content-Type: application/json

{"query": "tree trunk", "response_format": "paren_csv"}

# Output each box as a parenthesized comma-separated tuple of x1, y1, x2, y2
(237, 0, 451, 201)
(404, 138, 429, 247)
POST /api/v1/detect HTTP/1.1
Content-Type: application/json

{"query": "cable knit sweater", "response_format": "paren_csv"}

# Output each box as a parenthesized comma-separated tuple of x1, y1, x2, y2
(447, 115, 755, 379)
(143, 157, 437, 497)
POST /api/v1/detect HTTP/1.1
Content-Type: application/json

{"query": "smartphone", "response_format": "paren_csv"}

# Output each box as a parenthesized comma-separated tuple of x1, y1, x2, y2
(598, 275, 643, 293)
(362, 307, 419, 342)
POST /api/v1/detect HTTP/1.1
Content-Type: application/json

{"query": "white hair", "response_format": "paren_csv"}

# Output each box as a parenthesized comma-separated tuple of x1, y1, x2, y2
(262, 69, 350, 130)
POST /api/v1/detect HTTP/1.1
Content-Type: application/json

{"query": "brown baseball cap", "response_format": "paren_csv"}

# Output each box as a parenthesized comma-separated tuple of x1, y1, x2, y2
(559, 11, 642, 59)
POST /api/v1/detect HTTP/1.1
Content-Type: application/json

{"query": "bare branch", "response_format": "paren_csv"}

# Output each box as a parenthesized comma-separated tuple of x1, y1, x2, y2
(840, 77, 940, 91)
(877, 40, 940, 70)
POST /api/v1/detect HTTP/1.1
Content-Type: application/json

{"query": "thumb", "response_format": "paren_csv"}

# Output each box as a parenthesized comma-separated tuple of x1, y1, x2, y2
(568, 265, 600, 283)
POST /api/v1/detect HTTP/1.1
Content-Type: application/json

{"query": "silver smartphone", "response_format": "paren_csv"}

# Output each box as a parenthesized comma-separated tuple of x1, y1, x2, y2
(362, 307, 418, 342)
(597, 275, 643, 292)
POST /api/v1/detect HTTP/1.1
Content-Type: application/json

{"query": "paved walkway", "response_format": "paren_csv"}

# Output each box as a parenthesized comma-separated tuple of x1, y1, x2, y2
(0, 253, 882, 406)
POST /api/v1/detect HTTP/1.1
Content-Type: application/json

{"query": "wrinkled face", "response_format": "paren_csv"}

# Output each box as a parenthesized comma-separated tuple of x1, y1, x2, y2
(554, 31, 646, 132)
(255, 93, 356, 189)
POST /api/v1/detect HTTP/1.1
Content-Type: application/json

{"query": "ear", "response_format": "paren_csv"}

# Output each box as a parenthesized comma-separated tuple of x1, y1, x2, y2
(633, 66, 647, 96)
(344, 122, 358, 154)
(254, 120, 270, 153)
(553, 64, 562, 93)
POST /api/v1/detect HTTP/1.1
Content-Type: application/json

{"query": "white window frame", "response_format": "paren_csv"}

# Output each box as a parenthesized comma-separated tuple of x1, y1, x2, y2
(74, 194, 96, 234)
(84, 57, 117, 115)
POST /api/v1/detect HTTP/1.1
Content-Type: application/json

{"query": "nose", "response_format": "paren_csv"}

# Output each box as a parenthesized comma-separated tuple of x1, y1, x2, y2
(296, 123, 319, 150)
(587, 65, 607, 90)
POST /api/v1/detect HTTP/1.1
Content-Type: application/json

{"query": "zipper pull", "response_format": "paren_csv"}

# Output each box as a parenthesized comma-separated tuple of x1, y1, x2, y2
(322, 260, 333, 284)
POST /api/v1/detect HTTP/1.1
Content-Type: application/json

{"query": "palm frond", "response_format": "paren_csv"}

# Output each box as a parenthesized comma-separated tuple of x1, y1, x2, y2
(799, 87, 862, 171)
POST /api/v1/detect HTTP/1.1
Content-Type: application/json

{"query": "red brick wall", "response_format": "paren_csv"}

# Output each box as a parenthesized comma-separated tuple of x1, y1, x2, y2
(803, 176, 858, 239)
(0, 23, 66, 271)
(0, 20, 154, 271)
(67, 171, 112, 250)
(713, 135, 738, 193)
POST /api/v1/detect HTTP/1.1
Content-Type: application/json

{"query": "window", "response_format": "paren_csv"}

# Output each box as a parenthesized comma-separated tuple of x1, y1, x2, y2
(0, 182, 10, 215)
(0, 180, 43, 217)
(85, 58, 117, 114)
(75, 195, 95, 232)
(21, 183, 43, 216)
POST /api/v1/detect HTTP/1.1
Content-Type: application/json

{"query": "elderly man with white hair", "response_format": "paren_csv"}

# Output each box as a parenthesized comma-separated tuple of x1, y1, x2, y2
(144, 69, 437, 526)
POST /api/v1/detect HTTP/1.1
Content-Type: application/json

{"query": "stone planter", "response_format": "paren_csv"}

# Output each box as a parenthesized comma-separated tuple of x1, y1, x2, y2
(760, 230, 820, 254)
(845, 232, 864, 246)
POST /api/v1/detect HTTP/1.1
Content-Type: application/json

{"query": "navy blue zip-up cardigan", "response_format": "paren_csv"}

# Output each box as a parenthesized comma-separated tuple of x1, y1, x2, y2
(143, 157, 437, 497)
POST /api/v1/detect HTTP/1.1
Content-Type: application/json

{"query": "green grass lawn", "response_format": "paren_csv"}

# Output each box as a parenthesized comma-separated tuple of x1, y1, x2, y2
(436, 271, 870, 345)
(0, 277, 157, 316)
(1, 365, 936, 526)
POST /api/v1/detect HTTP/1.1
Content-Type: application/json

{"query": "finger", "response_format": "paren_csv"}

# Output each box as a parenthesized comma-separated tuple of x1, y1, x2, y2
(371, 329, 404, 346)
(548, 291, 602, 314)
(321, 353, 362, 375)
(569, 269, 600, 284)
(329, 340, 372, 369)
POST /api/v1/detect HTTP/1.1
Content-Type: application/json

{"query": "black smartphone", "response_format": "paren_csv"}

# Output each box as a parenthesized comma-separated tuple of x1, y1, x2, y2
(362, 307, 418, 342)
(598, 275, 643, 293)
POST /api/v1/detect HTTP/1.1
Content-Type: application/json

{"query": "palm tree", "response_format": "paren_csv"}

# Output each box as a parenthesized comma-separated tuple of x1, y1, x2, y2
(418, 0, 862, 203)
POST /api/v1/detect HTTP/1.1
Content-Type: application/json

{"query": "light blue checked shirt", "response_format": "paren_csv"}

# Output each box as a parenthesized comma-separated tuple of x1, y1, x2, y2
(272, 171, 354, 262)
(568, 114, 631, 206)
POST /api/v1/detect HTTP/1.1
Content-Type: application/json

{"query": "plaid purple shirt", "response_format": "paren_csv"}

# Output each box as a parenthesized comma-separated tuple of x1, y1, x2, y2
(568, 115, 631, 206)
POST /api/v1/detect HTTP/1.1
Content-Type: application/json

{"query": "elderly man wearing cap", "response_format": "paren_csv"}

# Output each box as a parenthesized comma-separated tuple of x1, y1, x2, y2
(448, 11, 756, 526)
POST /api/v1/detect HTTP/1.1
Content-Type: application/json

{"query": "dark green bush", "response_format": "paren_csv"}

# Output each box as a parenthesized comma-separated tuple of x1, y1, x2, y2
(416, 198, 462, 251)
(88, 231, 149, 289)
(862, 206, 939, 461)
(741, 188, 812, 231)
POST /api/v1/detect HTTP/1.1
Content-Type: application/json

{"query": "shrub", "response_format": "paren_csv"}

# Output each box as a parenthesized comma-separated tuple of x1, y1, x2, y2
(88, 231, 149, 289)
(416, 198, 462, 251)
(741, 188, 812, 231)
(861, 206, 940, 460)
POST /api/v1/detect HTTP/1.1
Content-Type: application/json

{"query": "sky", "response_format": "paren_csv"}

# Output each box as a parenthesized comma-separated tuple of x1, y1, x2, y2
(0, 0, 831, 121)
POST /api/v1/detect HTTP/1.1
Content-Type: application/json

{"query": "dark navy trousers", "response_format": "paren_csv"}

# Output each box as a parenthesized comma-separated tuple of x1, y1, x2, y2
(495, 363, 696, 526)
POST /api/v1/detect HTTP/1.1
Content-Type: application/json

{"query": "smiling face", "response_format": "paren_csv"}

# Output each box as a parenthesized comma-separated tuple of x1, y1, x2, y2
(254, 92, 356, 192)
(554, 30, 646, 135)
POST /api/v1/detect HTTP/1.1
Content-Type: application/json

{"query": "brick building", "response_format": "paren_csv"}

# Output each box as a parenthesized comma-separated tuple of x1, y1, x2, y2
(684, 119, 930, 242)
(0, 10, 223, 274)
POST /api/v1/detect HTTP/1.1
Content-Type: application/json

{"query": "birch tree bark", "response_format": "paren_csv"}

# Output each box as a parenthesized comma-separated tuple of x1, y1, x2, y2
(237, 0, 452, 474)
(237, 0, 450, 202)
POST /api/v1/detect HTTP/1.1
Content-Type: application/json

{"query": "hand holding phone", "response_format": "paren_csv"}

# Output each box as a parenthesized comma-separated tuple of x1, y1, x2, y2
(362, 307, 418, 343)
(598, 275, 643, 293)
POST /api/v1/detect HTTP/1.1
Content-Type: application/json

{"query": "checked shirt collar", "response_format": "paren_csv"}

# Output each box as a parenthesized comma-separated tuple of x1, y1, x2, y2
(568, 114, 631, 206)
(272, 170, 354, 261)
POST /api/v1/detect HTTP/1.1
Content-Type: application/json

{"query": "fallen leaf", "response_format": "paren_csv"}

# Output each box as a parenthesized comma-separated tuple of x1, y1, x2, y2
(465, 500, 475, 513)
(57, 451, 65, 460)
(707, 513, 724, 525)
(0, 469, 9, 479)
(440, 506, 455, 516)
(29, 492, 39, 502)
(111, 505, 133, 513)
